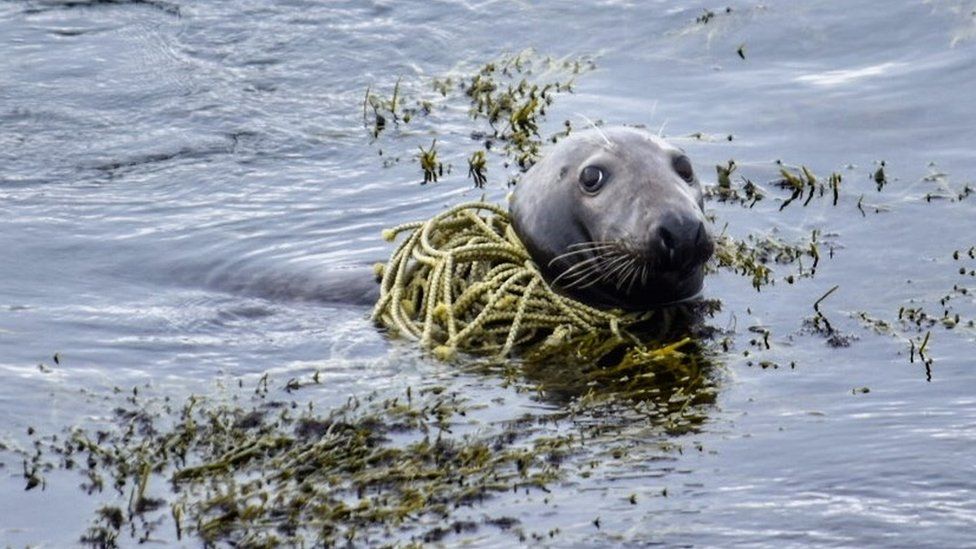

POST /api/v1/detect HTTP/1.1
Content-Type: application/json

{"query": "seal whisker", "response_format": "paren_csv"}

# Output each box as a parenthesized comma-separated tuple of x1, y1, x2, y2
(605, 255, 629, 290)
(551, 252, 614, 288)
(558, 265, 600, 290)
(559, 252, 619, 290)
(575, 113, 614, 149)
(553, 245, 609, 258)
(598, 253, 632, 282)
(552, 253, 609, 279)
(615, 257, 635, 292)
(562, 245, 621, 271)
(616, 257, 639, 292)
(547, 243, 617, 267)
(547, 250, 595, 269)
(564, 242, 618, 253)
(577, 253, 631, 290)
(567, 240, 616, 250)
(567, 252, 616, 278)
(626, 259, 642, 295)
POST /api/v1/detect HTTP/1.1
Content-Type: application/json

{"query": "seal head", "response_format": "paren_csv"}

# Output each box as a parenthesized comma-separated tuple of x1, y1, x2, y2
(510, 126, 714, 310)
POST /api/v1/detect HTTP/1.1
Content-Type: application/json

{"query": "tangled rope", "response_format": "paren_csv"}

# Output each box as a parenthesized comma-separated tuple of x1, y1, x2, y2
(371, 202, 655, 359)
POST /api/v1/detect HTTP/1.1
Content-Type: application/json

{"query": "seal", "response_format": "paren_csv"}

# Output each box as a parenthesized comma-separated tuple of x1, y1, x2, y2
(509, 126, 714, 310)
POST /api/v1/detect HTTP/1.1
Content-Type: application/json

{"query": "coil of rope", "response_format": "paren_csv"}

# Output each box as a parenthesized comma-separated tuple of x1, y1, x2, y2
(371, 201, 692, 362)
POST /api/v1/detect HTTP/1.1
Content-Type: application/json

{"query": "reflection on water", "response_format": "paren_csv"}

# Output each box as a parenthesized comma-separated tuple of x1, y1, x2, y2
(2, 0, 976, 546)
(520, 303, 721, 433)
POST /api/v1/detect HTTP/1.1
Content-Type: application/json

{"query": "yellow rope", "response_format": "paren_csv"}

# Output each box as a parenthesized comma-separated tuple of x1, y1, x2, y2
(371, 201, 653, 359)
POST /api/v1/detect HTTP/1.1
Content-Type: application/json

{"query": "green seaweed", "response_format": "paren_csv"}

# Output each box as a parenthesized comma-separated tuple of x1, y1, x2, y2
(12, 358, 716, 547)
(366, 50, 593, 187)
(417, 139, 443, 184)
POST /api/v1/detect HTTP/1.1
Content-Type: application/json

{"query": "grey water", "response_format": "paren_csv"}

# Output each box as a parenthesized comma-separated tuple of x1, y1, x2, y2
(2, 0, 976, 546)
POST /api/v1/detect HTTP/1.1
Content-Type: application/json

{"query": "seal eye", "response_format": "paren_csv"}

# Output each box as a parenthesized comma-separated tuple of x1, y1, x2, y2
(579, 165, 606, 193)
(672, 155, 695, 183)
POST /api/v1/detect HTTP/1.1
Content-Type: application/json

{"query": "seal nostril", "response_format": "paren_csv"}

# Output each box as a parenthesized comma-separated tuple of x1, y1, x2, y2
(655, 225, 680, 270)
(658, 226, 676, 253)
(654, 218, 711, 271)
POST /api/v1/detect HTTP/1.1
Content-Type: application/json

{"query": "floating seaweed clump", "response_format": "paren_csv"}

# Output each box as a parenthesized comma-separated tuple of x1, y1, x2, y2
(710, 230, 824, 290)
(365, 50, 594, 186)
(706, 160, 842, 210)
(457, 50, 590, 171)
(10, 357, 718, 548)
(15, 384, 582, 547)
(524, 334, 718, 435)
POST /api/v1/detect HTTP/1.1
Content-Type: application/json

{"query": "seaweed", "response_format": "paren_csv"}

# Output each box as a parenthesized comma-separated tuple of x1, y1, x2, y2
(11, 360, 716, 547)
(365, 50, 594, 186)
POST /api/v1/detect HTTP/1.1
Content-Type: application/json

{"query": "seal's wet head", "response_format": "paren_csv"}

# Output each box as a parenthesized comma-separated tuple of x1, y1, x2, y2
(509, 126, 714, 310)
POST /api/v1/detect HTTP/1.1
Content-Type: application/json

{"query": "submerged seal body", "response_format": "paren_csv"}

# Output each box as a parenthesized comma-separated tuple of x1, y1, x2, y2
(510, 126, 714, 310)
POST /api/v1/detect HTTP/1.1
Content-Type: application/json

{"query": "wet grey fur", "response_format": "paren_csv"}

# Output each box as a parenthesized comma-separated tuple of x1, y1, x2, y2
(509, 126, 713, 310)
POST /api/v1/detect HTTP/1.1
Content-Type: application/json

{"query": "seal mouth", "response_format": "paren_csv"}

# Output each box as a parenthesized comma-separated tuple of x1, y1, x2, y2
(546, 241, 708, 309)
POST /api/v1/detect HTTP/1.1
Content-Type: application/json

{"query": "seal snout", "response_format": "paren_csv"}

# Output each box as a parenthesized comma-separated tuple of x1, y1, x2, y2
(651, 212, 713, 272)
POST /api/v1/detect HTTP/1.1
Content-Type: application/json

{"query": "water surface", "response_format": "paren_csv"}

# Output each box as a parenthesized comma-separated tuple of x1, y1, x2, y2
(2, 0, 975, 546)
